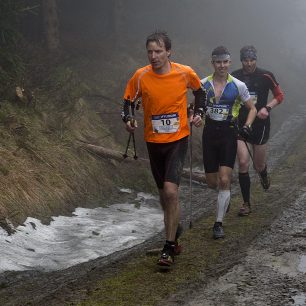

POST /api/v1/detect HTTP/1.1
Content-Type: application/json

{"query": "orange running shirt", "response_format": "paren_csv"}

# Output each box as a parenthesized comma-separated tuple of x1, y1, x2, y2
(124, 62, 201, 143)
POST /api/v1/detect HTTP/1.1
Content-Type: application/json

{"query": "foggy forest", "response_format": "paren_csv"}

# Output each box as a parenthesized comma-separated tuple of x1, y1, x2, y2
(0, 0, 306, 305)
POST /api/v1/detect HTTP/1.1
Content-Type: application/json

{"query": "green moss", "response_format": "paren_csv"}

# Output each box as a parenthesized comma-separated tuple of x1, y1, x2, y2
(77, 128, 306, 306)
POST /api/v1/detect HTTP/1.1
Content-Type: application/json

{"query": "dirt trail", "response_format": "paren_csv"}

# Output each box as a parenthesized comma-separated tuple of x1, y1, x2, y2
(1, 110, 306, 305)
(165, 181, 306, 306)
(161, 112, 306, 306)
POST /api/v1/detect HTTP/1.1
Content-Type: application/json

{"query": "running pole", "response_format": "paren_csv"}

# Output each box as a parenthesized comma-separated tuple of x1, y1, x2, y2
(244, 140, 266, 191)
(130, 101, 138, 160)
(132, 132, 137, 160)
(123, 133, 132, 158)
(123, 101, 138, 159)
(123, 131, 138, 159)
(189, 122, 193, 229)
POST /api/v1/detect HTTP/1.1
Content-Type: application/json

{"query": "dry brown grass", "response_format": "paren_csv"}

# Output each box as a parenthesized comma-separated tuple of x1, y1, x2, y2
(0, 84, 155, 229)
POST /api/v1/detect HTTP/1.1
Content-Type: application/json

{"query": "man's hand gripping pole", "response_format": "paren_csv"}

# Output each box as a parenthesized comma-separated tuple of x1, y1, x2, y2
(122, 99, 139, 160)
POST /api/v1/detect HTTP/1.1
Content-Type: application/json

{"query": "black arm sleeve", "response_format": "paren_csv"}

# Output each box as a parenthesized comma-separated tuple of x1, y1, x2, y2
(193, 88, 207, 118)
(121, 99, 132, 123)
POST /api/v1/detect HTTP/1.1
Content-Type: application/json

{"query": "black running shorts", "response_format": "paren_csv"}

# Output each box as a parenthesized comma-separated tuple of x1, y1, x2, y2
(238, 117, 270, 145)
(246, 118, 270, 145)
(202, 119, 237, 173)
(146, 136, 188, 189)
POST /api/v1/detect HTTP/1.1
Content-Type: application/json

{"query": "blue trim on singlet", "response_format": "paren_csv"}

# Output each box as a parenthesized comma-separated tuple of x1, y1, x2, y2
(201, 74, 244, 123)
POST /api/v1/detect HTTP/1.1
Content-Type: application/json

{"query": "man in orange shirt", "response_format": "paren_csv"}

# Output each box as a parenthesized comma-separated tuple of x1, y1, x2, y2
(122, 31, 206, 269)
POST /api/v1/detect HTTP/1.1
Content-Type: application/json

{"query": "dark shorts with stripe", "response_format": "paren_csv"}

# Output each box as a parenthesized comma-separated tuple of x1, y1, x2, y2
(238, 115, 270, 145)
(146, 136, 188, 189)
(202, 118, 238, 173)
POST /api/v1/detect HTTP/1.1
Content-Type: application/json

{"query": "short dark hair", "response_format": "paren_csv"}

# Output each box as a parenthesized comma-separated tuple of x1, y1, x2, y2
(146, 31, 171, 51)
(211, 46, 231, 57)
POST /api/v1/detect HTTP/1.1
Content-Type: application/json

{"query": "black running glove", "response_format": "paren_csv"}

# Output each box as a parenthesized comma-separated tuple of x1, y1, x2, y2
(239, 125, 252, 141)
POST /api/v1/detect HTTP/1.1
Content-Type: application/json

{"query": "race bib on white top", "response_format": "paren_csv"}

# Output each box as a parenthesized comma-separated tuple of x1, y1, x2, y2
(207, 105, 230, 121)
(152, 113, 180, 133)
(249, 92, 257, 105)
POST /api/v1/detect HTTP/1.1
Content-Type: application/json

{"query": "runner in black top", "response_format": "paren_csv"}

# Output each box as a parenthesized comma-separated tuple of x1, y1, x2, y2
(232, 45, 284, 216)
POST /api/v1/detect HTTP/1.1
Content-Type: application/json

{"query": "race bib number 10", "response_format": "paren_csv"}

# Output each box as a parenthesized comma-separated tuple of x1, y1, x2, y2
(152, 113, 180, 133)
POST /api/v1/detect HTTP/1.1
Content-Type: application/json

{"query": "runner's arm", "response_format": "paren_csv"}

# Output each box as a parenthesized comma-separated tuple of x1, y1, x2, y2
(121, 99, 138, 132)
(122, 70, 142, 131)
(265, 85, 284, 111)
(121, 99, 132, 123)
(193, 88, 207, 118)
(263, 72, 284, 111)
(189, 88, 206, 127)
(244, 99, 257, 127)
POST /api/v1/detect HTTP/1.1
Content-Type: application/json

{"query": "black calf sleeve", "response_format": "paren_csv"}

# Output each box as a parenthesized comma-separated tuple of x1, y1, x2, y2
(239, 172, 250, 203)
(166, 240, 176, 247)
(259, 165, 268, 178)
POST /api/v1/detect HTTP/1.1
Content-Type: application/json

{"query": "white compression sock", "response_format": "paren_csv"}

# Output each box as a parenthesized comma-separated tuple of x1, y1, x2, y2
(216, 189, 231, 223)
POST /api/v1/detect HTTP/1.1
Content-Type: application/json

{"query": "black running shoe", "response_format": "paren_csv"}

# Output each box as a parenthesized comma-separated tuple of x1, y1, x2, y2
(174, 241, 182, 256)
(238, 202, 251, 216)
(157, 244, 175, 268)
(213, 222, 224, 239)
(260, 174, 270, 190)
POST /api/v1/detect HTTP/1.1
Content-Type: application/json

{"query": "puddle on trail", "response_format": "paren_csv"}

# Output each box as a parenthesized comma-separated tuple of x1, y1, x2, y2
(262, 193, 306, 277)
(297, 222, 306, 274)
(292, 293, 306, 306)
(297, 255, 306, 273)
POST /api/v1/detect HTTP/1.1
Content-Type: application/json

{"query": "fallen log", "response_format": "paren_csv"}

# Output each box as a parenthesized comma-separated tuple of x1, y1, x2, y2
(81, 143, 206, 183)
(82, 143, 126, 161)
(182, 169, 206, 184)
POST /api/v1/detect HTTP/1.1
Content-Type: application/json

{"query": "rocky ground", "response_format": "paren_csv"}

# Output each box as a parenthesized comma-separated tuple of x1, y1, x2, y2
(164, 182, 306, 306)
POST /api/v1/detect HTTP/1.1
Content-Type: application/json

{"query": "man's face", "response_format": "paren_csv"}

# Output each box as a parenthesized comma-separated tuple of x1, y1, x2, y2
(147, 41, 170, 72)
(242, 58, 257, 74)
(212, 59, 231, 77)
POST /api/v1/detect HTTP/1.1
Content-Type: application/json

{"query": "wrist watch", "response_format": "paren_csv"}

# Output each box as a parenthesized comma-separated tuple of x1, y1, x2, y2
(244, 124, 252, 129)
(265, 105, 272, 113)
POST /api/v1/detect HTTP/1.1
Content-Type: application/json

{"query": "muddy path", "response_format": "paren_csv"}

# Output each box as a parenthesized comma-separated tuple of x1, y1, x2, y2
(161, 111, 306, 306)
(180, 191, 306, 306)
(162, 171, 306, 306)
(1, 109, 306, 305)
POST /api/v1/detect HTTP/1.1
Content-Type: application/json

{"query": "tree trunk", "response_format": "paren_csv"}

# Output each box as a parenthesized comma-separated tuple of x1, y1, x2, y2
(109, 0, 125, 47)
(42, 0, 60, 53)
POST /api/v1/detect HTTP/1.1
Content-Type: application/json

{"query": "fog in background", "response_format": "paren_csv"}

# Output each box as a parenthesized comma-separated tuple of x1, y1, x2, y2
(55, 0, 306, 131)
(58, 0, 306, 67)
